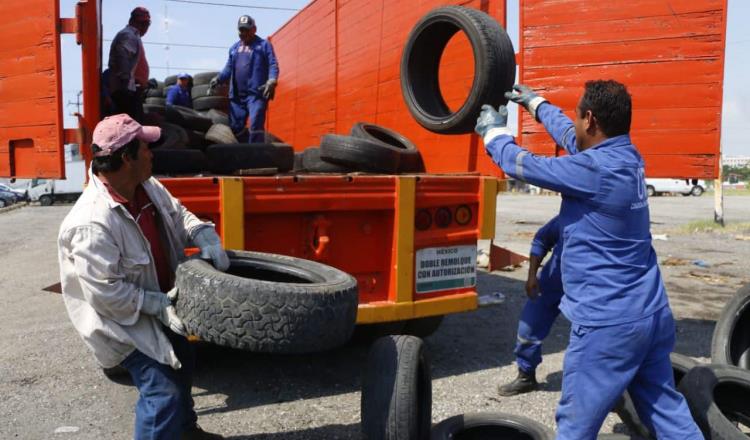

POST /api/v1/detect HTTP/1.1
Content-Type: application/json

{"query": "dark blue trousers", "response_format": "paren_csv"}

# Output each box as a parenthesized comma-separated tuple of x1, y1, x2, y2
(229, 95, 267, 143)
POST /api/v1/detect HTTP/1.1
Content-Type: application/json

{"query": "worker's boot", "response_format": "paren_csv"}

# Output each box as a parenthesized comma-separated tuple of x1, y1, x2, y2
(182, 424, 224, 440)
(497, 368, 538, 396)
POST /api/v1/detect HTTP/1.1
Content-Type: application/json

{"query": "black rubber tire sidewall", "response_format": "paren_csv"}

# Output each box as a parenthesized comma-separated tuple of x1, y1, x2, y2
(152, 149, 206, 175)
(320, 134, 400, 174)
(164, 74, 178, 86)
(301, 147, 351, 173)
(174, 250, 358, 353)
(205, 124, 239, 145)
(712, 284, 750, 370)
(165, 105, 213, 132)
(145, 97, 166, 105)
(400, 6, 516, 134)
(152, 122, 189, 150)
(192, 71, 219, 86)
(678, 364, 750, 439)
(350, 122, 424, 173)
(193, 96, 230, 112)
(206, 143, 294, 174)
(361, 335, 431, 440)
(431, 412, 555, 440)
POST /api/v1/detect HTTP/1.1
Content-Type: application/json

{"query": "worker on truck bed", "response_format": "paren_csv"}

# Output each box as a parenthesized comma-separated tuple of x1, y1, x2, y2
(166, 73, 193, 108)
(108, 7, 152, 122)
(475, 81, 703, 439)
(210, 14, 279, 143)
(57, 114, 229, 440)
(499, 216, 564, 396)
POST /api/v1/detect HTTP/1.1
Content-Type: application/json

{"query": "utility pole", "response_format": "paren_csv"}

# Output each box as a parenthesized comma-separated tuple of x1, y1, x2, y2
(66, 90, 83, 115)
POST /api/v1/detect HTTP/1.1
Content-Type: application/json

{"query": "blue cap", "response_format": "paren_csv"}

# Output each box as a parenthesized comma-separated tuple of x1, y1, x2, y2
(177, 72, 190, 79)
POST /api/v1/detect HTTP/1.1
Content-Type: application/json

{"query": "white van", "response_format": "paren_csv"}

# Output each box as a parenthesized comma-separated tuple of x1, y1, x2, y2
(645, 178, 704, 197)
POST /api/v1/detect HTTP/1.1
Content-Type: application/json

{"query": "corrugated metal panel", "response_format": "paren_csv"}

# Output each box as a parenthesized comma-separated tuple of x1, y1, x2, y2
(267, 0, 508, 176)
(520, 0, 728, 179)
(0, 0, 65, 178)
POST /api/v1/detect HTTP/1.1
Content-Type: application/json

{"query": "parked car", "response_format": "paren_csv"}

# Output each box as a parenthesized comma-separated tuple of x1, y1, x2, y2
(0, 189, 17, 208)
(645, 178, 704, 197)
(0, 183, 27, 201)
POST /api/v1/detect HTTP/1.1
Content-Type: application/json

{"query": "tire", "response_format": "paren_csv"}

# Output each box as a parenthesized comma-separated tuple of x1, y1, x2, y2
(164, 74, 178, 86)
(0, 199, 6, 208)
(403, 316, 443, 338)
(613, 353, 698, 440)
(400, 6, 516, 134)
(144, 103, 166, 117)
(678, 364, 750, 439)
(320, 134, 400, 173)
(165, 105, 213, 132)
(692, 186, 704, 197)
(145, 97, 166, 105)
(39, 194, 53, 206)
(248, 130, 284, 144)
(192, 71, 219, 86)
(199, 109, 230, 126)
(152, 149, 206, 175)
(174, 250, 358, 353)
(151, 122, 189, 150)
(361, 335, 432, 440)
(101, 366, 133, 386)
(146, 87, 163, 99)
(646, 186, 655, 197)
(431, 412, 555, 440)
(192, 83, 229, 98)
(300, 147, 351, 173)
(712, 284, 750, 370)
(193, 95, 230, 112)
(187, 130, 209, 149)
(293, 151, 304, 171)
(206, 143, 294, 174)
(205, 124, 239, 145)
(352, 321, 408, 344)
(350, 123, 424, 173)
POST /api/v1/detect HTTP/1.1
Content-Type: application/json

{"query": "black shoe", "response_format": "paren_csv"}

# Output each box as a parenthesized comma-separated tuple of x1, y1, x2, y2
(182, 424, 224, 440)
(498, 368, 538, 396)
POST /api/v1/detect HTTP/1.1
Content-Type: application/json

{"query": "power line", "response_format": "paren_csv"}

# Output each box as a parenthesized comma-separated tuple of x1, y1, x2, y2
(103, 38, 226, 49)
(164, 0, 300, 11)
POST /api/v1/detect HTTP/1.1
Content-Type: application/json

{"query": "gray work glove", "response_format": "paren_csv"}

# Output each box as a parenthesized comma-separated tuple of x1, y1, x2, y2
(504, 84, 549, 122)
(475, 104, 512, 145)
(208, 76, 220, 95)
(258, 78, 277, 100)
(142, 288, 187, 336)
(192, 227, 230, 271)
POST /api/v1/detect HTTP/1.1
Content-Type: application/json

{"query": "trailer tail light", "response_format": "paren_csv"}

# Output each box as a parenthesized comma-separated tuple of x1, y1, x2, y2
(455, 204, 472, 226)
(434, 207, 452, 228)
(415, 209, 432, 231)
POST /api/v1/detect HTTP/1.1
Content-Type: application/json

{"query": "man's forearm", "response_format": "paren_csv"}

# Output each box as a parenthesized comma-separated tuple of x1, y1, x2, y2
(528, 254, 543, 276)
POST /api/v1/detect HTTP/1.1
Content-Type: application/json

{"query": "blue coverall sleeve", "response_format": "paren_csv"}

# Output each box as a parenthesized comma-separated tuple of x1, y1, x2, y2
(265, 41, 279, 80)
(165, 86, 177, 106)
(530, 216, 560, 257)
(536, 103, 579, 155)
(218, 46, 233, 83)
(486, 135, 599, 199)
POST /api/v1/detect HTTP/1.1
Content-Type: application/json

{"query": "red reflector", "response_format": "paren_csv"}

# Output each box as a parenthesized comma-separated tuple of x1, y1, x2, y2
(415, 209, 432, 230)
(435, 207, 452, 228)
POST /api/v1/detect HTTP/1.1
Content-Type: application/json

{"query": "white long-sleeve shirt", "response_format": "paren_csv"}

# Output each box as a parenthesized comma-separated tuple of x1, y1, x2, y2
(57, 171, 209, 369)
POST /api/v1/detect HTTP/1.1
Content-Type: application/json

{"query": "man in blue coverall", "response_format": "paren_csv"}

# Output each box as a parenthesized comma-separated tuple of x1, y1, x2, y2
(210, 15, 279, 143)
(475, 80, 703, 439)
(166, 73, 193, 108)
(499, 216, 564, 396)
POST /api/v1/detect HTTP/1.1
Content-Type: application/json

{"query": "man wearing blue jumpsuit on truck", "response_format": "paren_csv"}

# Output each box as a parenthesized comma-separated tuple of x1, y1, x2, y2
(475, 80, 702, 439)
(210, 15, 279, 143)
(499, 216, 564, 396)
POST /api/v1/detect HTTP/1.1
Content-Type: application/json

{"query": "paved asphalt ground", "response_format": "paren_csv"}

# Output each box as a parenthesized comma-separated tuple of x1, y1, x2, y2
(1, 194, 749, 439)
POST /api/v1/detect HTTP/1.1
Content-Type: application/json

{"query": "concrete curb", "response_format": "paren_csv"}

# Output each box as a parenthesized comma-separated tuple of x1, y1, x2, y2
(0, 202, 28, 214)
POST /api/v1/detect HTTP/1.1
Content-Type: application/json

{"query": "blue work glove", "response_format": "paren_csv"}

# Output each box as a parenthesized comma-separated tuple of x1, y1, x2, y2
(142, 288, 187, 336)
(259, 79, 277, 100)
(192, 227, 230, 271)
(504, 84, 548, 122)
(475, 104, 512, 145)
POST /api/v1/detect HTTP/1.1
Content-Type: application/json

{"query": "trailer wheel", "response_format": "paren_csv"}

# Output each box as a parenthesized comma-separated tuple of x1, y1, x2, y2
(320, 134, 400, 174)
(431, 412, 554, 440)
(350, 123, 424, 173)
(39, 195, 53, 206)
(712, 284, 750, 370)
(174, 250, 358, 353)
(678, 364, 750, 439)
(400, 6, 516, 134)
(361, 335, 432, 440)
(613, 353, 697, 439)
(206, 143, 294, 174)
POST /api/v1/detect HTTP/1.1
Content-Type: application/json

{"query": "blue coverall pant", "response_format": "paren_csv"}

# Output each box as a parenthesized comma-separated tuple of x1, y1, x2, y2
(555, 306, 703, 440)
(121, 329, 197, 440)
(515, 254, 563, 374)
(229, 94, 267, 143)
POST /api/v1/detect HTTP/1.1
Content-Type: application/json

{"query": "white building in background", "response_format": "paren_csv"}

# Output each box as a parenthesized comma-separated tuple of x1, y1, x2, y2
(723, 155, 750, 168)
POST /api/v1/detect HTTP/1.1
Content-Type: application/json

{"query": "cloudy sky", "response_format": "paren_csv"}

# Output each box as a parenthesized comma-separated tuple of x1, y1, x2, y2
(59, 0, 749, 156)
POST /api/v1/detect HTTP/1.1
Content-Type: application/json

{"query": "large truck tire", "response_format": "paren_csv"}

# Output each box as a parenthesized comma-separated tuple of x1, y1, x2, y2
(152, 149, 206, 175)
(361, 335, 432, 440)
(613, 353, 697, 440)
(300, 147, 351, 173)
(431, 412, 555, 440)
(678, 364, 750, 439)
(400, 6, 516, 134)
(165, 105, 213, 132)
(320, 134, 400, 174)
(193, 96, 230, 112)
(206, 143, 294, 174)
(145, 97, 166, 105)
(151, 122, 189, 150)
(192, 71, 219, 86)
(199, 109, 230, 126)
(712, 284, 750, 370)
(192, 83, 229, 98)
(164, 74, 178, 86)
(350, 123, 424, 173)
(204, 123, 239, 145)
(174, 250, 358, 353)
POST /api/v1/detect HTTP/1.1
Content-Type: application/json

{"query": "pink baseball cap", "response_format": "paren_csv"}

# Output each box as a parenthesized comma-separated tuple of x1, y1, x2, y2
(92, 114, 161, 157)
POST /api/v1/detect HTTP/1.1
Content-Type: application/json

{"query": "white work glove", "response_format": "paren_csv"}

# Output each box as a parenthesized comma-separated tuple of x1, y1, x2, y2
(192, 227, 230, 271)
(142, 288, 187, 336)
(208, 76, 220, 95)
(259, 78, 277, 100)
